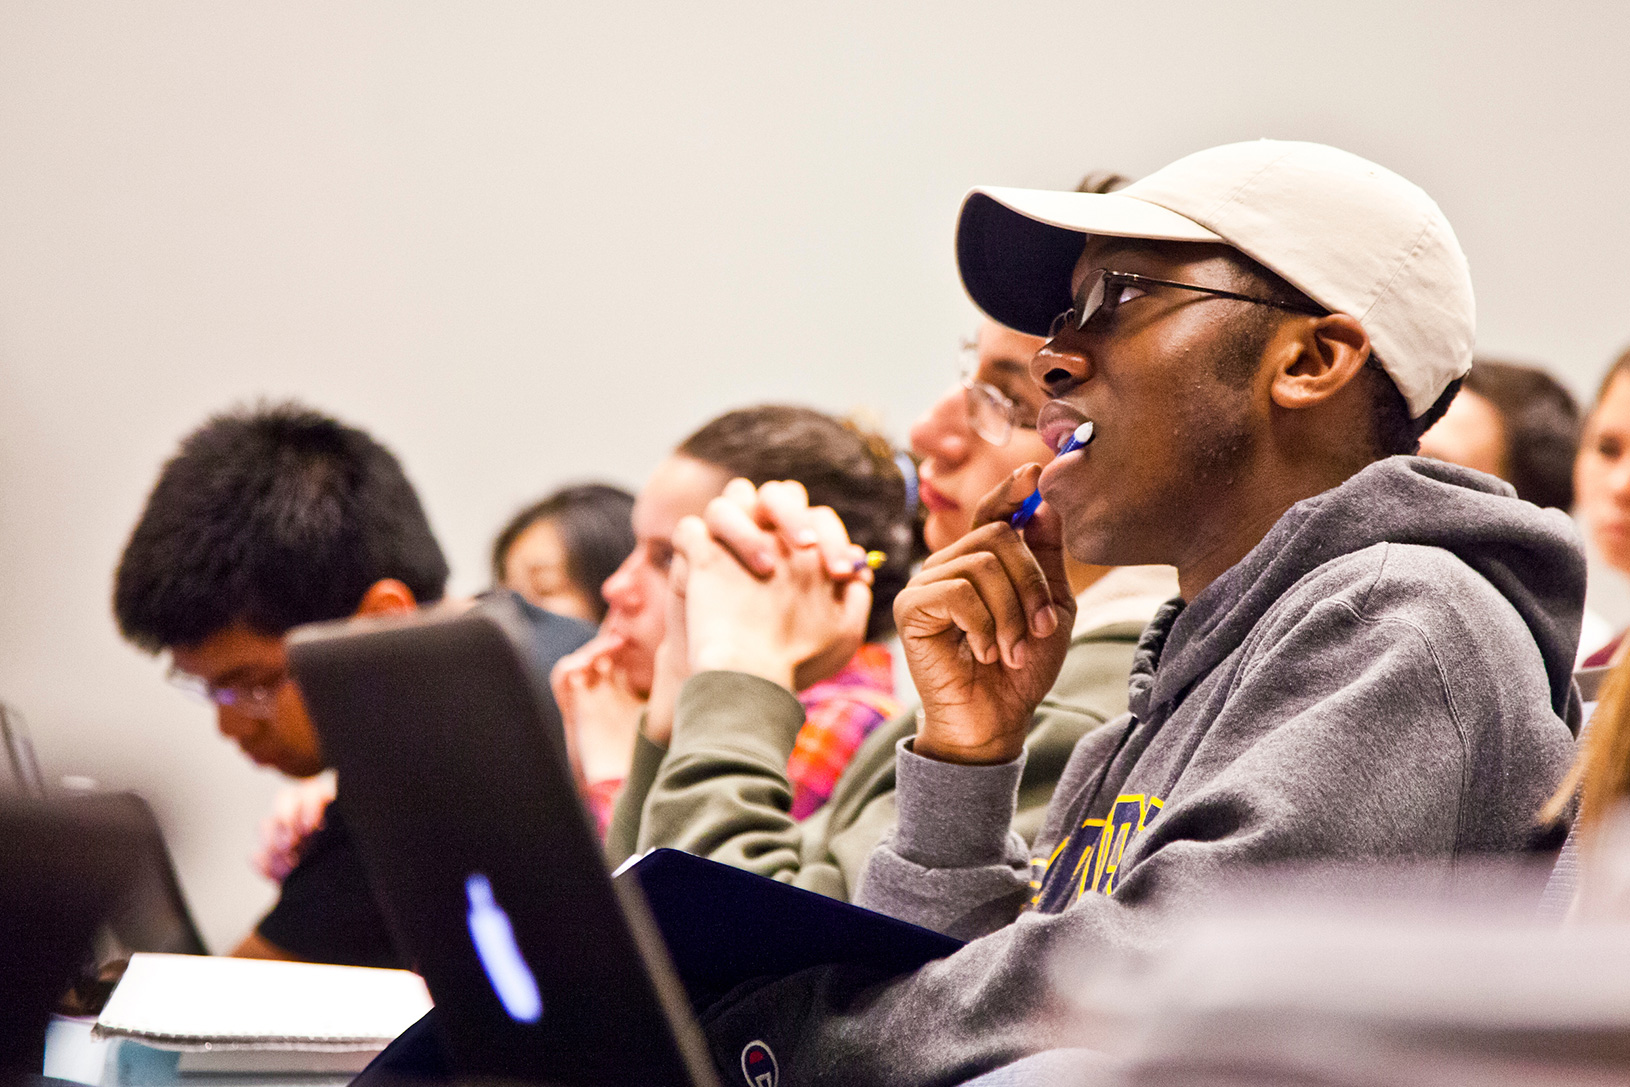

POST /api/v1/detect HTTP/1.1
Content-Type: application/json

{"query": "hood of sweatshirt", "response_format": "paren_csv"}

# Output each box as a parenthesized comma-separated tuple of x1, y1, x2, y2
(1131, 457, 1586, 727)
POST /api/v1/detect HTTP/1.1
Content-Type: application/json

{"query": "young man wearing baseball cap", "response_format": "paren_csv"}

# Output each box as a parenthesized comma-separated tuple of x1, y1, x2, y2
(691, 141, 1585, 1084)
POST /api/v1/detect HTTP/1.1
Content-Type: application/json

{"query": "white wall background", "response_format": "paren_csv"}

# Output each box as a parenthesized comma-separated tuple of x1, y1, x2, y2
(2, 1, 1628, 950)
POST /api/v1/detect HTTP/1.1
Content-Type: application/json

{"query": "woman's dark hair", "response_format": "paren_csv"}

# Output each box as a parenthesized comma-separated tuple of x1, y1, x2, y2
(114, 401, 449, 651)
(1462, 359, 1582, 510)
(678, 405, 917, 642)
(1076, 170, 1133, 195)
(490, 483, 636, 623)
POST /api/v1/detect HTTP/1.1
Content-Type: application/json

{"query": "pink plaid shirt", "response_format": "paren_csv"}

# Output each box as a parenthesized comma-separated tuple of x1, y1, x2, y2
(787, 643, 901, 820)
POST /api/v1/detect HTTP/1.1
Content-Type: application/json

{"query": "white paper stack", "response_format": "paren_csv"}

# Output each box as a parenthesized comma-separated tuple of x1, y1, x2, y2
(93, 953, 433, 1073)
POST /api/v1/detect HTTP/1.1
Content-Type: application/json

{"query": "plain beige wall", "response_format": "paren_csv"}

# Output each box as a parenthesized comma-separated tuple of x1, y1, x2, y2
(2, 0, 1628, 950)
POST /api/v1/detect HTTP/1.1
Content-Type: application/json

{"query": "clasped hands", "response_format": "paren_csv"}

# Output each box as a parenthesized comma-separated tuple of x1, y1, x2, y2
(668, 478, 875, 697)
(669, 465, 1077, 766)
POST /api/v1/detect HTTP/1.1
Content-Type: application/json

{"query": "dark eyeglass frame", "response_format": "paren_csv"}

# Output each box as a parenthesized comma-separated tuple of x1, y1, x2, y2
(1049, 268, 1327, 339)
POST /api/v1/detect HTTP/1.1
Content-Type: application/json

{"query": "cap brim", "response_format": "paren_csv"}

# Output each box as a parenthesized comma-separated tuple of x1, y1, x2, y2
(956, 187, 1223, 337)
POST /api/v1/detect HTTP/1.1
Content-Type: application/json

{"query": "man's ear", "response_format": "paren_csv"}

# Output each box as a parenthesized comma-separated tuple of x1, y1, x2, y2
(1268, 313, 1371, 412)
(354, 578, 418, 617)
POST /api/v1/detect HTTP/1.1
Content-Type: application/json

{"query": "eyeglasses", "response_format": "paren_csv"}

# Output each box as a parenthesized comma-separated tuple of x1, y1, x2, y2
(1048, 268, 1327, 340)
(959, 340, 1039, 447)
(167, 666, 286, 720)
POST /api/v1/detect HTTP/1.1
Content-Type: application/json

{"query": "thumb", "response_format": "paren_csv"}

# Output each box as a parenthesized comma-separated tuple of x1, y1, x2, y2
(670, 515, 713, 575)
(973, 463, 1044, 528)
(839, 578, 873, 639)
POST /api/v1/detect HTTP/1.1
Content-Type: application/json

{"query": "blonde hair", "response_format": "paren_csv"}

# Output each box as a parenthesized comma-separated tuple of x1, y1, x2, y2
(1543, 660, 1630, 831)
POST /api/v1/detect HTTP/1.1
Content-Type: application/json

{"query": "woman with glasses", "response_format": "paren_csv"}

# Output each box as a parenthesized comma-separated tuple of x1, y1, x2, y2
(914, 321, 1075, 553)
(606, 315, 1177, 899)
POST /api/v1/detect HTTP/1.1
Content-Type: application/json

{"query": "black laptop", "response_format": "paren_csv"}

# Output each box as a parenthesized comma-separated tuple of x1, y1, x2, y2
(287, 599, 720, 1087)
(0, 796, 145, 1077)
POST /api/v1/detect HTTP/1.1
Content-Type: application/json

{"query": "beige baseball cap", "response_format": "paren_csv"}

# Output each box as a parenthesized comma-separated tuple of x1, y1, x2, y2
(955, 140, 1474, 418)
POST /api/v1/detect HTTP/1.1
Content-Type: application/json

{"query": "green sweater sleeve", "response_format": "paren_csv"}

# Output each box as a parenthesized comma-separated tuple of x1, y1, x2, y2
(604, 725, 667, 868)
(630, 625, 1145, 901)
(633, 671, 870, 899)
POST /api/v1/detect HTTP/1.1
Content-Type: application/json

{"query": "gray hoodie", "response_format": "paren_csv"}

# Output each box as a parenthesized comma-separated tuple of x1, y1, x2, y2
(699, 458, 1584, 1087)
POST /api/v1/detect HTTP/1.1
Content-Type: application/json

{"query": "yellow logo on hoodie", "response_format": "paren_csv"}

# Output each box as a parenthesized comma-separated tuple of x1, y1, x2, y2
(1030, 793, 1164, 909)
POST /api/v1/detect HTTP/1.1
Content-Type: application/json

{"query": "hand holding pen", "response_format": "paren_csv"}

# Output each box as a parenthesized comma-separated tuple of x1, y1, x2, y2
(1011, 420, 1094, 529)
(892, 460, 1079, 765)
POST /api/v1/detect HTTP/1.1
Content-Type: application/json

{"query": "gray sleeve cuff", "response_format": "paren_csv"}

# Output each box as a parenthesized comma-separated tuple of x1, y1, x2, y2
(891, 736, 1027, 868)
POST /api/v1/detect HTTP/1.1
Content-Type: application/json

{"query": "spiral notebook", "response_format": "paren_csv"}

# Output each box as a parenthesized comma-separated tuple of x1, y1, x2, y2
(93, 953, 432, 1069)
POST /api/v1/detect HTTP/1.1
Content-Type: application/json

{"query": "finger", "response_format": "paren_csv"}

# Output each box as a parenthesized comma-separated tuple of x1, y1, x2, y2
(271, 790, 297, 824)
(1016, 498, 1076, 615)
(806, 505, 864, 580)
(928, 471, 1062, 639)
(294, 794, 324, 832)
(703, 494, 780, 576)
(722, 476, 760, 510)
(552, 658, 596, 708)
(979, 522, 1059, 641)
(552, 631, 627, 679)
(972, 463, 1044, 528)
(756, 480, 817, 547)
(900, 578, 1002, 666)
(933, 549, 1035, 668)
(670, 514, 722, 581)
(667, 532, 694, 603)
(606, 661, 637, 698)
(839, 577, 873, 643)
(550, 651, 588, 695)
(576, 630, 627, 662)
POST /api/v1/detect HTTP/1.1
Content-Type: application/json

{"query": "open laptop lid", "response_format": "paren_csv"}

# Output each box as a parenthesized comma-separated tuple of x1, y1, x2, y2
(287, 599, 719, 1087)
(0, 796, 144, 1071)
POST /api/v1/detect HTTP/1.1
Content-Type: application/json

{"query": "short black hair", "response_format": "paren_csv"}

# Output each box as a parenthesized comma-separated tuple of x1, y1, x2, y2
(1367, 358, 1458, 457)
(114, 402, 449, 651)
(1223, 252, 1453, 457)
(678, 405, 916, 642)
(490, 483, 636, 623)
(1462, 359, 1581, 509)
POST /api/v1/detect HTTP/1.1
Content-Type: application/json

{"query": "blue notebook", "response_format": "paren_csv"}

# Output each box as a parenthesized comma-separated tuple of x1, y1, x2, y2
(617, 848, 964, 1012)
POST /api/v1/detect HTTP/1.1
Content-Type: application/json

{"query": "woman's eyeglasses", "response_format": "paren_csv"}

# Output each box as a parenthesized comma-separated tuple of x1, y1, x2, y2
(959, 339, 1038, 447)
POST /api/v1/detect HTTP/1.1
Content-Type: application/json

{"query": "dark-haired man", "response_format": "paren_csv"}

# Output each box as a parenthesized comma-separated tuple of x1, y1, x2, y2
(687, 141, 1584, 1083)
(114, 403, 591, 966)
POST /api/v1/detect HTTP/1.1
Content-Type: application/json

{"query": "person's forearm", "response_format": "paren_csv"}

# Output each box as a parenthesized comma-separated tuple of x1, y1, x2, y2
(636, 672, 811, 877)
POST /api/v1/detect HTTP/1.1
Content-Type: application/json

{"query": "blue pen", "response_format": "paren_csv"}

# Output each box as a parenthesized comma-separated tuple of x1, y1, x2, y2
(1011, 421, 1094, 528)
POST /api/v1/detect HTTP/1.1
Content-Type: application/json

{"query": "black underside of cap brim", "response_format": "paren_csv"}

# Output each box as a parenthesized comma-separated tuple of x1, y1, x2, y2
(956, 192, 1087, 338)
